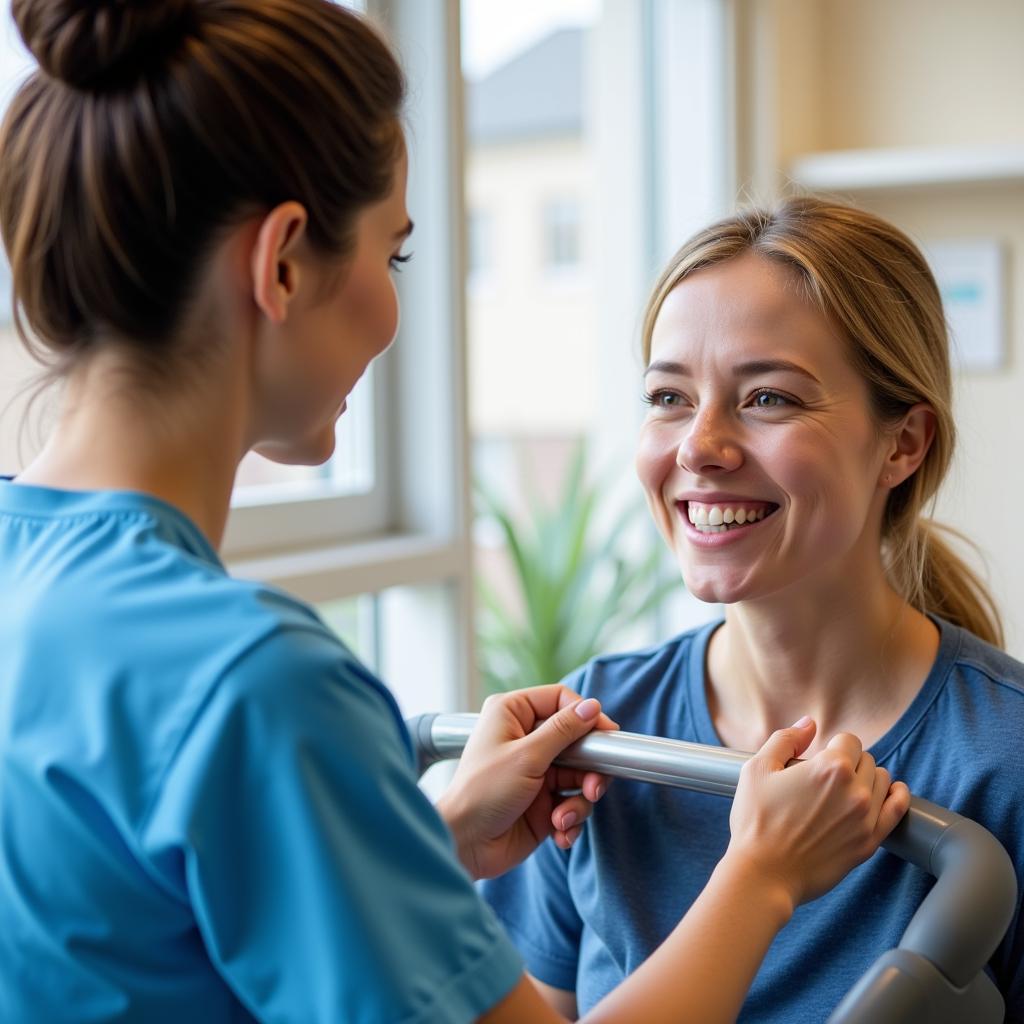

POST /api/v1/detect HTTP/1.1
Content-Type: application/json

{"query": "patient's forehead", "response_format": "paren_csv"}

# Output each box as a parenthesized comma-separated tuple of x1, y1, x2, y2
(650, 252, 848, 374)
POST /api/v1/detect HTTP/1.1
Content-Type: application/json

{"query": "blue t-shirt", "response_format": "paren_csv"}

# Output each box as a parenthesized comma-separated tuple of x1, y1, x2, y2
(0, 482, 522, 1023)
(481, 618, 1024, 1023)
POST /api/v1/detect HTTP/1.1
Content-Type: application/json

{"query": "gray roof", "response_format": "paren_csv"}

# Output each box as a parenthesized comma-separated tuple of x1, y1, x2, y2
(467, 27, 584, 144)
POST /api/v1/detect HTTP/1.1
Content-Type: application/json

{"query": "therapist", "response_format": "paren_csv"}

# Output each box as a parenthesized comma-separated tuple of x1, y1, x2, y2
(0, 2, 907, 1022)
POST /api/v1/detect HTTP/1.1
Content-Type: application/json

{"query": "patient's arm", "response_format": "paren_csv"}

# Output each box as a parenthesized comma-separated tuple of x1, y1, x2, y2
(531, 976, 578, 1019)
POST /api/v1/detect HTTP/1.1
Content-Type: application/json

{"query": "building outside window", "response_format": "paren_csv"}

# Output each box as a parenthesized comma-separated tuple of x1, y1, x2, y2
(541, 196, 582, 272)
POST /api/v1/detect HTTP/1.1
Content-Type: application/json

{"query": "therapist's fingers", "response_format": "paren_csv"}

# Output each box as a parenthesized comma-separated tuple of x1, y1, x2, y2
(550, 793, 596, 848)
(854, 749, 877, 793)
(746, 717, 817, 776)
(824, 731, 864, 772)
(865, 760, 891, 822)
(874, 780, 911, 844)
(485, 684, 618, 739)
(517, 696, 616, 776)
(549, 765, 611, 803)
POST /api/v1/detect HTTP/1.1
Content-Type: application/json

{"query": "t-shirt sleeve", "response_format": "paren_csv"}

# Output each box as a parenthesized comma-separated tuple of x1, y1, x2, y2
(143, 626, 522, 1024)
(478, 834, 582, 993)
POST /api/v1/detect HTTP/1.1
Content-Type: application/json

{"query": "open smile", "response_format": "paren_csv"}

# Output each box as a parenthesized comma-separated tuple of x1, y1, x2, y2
(680, 500, 780, 537)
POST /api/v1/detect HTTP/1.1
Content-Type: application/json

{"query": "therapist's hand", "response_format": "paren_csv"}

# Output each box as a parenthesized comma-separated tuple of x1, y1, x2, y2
(436, 685, 617, 880)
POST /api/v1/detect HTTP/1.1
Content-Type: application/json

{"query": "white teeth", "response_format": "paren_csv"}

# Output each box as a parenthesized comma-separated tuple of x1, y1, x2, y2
(686, 502, 773, 532)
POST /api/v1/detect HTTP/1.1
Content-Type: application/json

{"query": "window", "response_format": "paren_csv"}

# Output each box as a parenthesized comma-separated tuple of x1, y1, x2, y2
(541, 197, 582, 271)
(463, 0, 732, 693)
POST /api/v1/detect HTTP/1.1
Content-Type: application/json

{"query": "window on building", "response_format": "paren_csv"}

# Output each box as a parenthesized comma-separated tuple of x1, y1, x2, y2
(542, 196, 582, 271)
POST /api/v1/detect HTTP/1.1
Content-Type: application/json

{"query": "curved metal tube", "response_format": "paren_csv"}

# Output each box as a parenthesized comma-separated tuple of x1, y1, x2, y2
(409, 712, 1017, 1024)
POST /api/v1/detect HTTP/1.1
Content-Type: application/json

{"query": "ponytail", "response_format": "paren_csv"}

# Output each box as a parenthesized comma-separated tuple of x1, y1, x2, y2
(888, 519, 1003, 649)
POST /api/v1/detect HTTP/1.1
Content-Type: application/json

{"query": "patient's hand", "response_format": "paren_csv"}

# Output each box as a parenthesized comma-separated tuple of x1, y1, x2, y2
(725, 719, 910, 914)
(436, 685, 617, 880)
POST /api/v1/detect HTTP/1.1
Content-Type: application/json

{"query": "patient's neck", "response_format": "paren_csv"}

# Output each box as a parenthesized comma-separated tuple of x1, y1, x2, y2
(705, 567, 939, 756)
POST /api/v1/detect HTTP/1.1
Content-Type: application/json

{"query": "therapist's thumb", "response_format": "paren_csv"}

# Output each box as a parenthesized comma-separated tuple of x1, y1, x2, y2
(752, 716, 817, 773)
(522, 698, 602, 769)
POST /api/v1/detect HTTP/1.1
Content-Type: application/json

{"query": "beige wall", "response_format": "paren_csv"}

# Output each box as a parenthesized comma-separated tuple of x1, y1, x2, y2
(739, 0, 1024, 653)
(819, 0, 1024, 152)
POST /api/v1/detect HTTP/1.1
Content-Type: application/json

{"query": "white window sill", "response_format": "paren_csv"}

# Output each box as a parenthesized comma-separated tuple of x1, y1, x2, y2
(228, 532, 465, 603)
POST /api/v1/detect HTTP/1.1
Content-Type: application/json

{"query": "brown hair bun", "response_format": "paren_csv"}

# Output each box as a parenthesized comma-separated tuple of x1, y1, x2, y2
(12, 0, 198, 91)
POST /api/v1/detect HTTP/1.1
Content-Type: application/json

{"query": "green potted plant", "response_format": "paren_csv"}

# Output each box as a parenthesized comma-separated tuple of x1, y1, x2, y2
(475, 442, 678, 695)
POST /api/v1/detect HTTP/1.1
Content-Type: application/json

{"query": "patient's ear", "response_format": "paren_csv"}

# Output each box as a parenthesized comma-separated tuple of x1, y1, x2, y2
(879, 403, 936, 489)
(250, 201, 309, 325)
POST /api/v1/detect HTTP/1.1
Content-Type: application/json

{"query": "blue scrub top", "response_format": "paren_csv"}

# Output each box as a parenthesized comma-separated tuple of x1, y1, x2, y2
(0, 481, 522, 1023)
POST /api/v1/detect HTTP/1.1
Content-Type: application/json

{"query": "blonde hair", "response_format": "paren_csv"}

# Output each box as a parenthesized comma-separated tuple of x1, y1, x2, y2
(642, 196, 1003, 648)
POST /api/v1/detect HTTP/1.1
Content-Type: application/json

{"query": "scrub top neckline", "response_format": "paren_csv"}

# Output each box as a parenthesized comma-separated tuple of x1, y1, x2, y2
(0, 477, 223, 569)
(685, 613, 960, 764)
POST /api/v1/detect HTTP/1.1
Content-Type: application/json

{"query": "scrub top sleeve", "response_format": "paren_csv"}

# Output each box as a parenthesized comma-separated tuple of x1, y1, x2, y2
(144, 626, 522, 1024)
(479, 662, 591, 993)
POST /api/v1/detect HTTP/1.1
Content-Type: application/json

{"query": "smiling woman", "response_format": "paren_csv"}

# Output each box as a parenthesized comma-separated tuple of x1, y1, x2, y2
(480, 196, 1024, 1023)
(637, 249, 937, 612)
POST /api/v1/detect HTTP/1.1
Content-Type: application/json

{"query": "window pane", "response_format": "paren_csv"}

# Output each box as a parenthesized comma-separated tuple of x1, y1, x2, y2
(462, 1, 713, 694)
(542, 197, 582, 270)
(318, 582, 457, 718)
(318, 594, 377, 666)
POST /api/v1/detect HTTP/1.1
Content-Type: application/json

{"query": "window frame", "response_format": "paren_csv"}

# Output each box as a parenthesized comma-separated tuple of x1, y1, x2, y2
(224, 0, 732, 709)
(225, 0, 479, 711)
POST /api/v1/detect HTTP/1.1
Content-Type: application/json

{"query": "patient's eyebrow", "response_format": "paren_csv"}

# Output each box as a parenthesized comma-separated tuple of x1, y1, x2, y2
(734, 359, 821, 385)
(394, 219, 414, 242)
(643, 358, 821, 385)
(643, 360, 688, 377)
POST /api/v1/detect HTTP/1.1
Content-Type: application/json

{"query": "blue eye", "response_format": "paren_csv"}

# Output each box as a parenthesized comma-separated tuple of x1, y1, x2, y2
(642, 390, 682, 409)
(750, 389, 791, 409)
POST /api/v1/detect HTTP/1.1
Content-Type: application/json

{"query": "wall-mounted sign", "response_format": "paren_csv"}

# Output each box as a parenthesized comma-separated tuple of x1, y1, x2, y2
(924, 240, 1006, 372)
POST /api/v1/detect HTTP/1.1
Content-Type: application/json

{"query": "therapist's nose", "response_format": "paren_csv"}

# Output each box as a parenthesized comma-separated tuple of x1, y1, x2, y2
(675, 406, 743, 475)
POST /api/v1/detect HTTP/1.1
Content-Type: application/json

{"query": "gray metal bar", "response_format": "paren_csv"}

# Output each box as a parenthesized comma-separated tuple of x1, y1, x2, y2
(408, 712, 1017, 1024)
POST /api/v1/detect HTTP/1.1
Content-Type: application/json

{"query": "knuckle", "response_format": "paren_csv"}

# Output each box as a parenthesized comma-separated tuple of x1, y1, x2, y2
(850, 789, 872, 817)
(548, 712, 578, 741)
(815, 752, 848, 784)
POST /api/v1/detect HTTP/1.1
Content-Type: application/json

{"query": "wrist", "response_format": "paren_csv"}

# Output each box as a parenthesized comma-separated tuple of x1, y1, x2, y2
(714, 847, 796, 931)
(435, 790, 479, 877)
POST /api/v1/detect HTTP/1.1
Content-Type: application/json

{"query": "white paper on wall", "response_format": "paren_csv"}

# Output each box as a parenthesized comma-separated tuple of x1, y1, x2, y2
(924, 240, 1006, 372)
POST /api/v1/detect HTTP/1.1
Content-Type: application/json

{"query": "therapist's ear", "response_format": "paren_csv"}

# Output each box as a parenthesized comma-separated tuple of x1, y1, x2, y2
(879, 403, 936, 489)
(250, 201, 309, 325)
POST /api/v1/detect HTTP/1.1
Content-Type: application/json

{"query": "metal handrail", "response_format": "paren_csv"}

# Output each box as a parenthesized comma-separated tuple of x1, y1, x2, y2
(408, 712, 1017, 1024)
